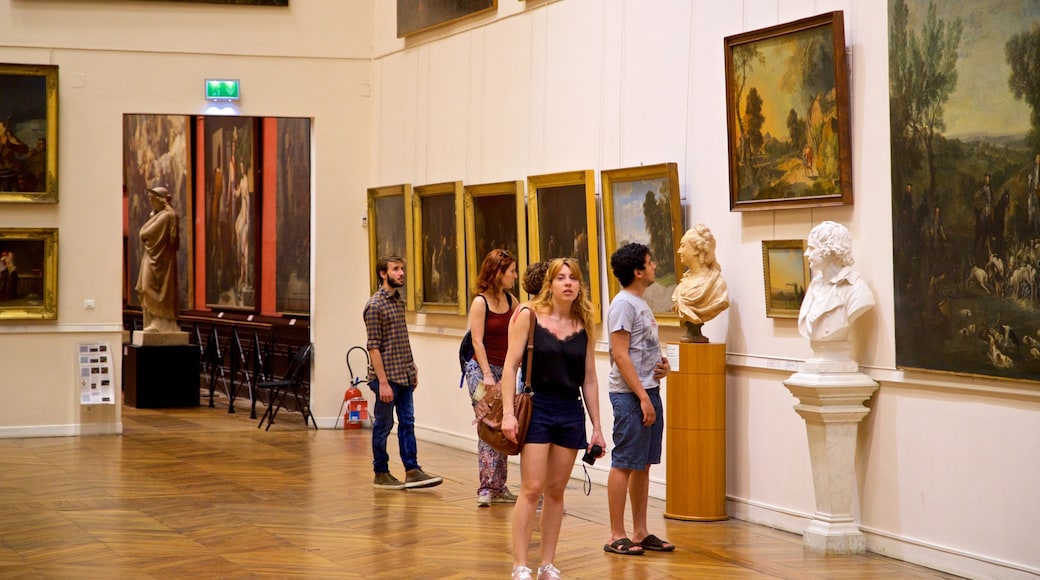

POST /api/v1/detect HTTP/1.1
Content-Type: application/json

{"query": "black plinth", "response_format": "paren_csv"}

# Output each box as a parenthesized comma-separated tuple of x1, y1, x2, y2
(123, 344, 201, 408)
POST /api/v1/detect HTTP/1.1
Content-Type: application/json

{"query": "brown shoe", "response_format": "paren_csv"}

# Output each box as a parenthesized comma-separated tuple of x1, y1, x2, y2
(373, 472, 405, 490)
(404, 468, 443, 489)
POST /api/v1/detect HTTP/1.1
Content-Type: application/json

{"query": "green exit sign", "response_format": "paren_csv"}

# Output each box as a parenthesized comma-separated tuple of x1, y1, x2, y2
(205, 79, 240, 101)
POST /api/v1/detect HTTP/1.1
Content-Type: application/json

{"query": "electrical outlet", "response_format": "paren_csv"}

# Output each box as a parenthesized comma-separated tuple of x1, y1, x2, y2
(84, 299, 95, 309)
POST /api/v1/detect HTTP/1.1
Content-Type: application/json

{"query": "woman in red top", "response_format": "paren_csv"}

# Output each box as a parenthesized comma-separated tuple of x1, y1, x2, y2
(465, 249, 518, 507)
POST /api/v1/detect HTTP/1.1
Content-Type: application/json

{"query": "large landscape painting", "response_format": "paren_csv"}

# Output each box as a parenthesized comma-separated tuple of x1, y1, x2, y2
(890, 0, 1040, 381)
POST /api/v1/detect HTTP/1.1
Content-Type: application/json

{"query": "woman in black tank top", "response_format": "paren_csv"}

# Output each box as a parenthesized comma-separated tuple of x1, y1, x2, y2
(500, 258, 606, 580)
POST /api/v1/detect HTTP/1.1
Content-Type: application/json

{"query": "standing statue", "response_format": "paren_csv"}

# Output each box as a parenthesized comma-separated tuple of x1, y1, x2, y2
(798, 221, 875, 343)
(136, 186, 180, 333)
(671, 224, 730, 342)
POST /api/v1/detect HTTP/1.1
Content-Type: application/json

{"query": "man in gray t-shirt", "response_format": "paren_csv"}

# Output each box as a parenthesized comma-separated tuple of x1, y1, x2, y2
(603, 243, 675, 556)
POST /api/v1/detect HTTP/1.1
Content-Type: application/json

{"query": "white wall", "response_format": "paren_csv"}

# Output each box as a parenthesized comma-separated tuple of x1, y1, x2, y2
(371, 1, 1040, 579)
(0, 0, 374, 434)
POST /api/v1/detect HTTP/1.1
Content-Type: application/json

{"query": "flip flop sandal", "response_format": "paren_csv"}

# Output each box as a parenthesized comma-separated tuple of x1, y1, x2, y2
(603, 537, 645, 556)
(638, 534, 675, 552)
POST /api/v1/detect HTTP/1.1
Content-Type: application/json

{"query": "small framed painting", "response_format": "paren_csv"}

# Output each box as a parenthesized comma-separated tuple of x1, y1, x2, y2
(761, 239, 809, 319)
(463, 180, 527, 301)
(0, 63, 58, 203)
(0, 228, 58, 320)
(367, 183, 412, 296)
(409, 181, 466, 315)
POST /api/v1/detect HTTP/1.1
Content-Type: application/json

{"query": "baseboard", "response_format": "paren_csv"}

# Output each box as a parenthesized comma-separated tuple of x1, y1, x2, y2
(0, 422, 121, 438)
(726, 496, 1038, 579)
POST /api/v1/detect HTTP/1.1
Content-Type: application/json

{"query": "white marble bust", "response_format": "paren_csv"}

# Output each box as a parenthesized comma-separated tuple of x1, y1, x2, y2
(798, 221, 875, 343)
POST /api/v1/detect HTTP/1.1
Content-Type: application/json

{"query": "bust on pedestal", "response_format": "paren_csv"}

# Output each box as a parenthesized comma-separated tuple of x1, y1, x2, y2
(671, 224, 729, 343)
(783, 221, 878, 554)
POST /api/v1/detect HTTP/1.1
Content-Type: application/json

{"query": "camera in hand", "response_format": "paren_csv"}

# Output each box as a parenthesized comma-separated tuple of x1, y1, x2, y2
(582, 444, 603, 465)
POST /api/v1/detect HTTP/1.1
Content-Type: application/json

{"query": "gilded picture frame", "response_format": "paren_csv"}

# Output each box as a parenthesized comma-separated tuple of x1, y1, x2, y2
(367, 183, 412, 297)
(464, 180, 527, 301)
(601, 162, 683, 324)
(0, 228, 58, 320)
(397, 0, 496, 38)
(0, 63, 58, 203)
(724, 11, 852, 211)
(274, 117, 310, 316)
(761, 239, 809, 319)
(527, 169, 600, 322)
(409, 181, 466, 315)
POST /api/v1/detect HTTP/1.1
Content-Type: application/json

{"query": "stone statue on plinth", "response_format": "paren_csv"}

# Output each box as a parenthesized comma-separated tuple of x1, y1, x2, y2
(671, 224, 729, 343)
(134, 185, 187, 346)
(784, 220, 878, 554)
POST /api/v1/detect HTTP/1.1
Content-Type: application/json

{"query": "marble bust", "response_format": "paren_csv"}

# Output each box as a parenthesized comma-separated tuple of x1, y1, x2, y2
(671, 223, 729, 342)
(798, 221, 875, 344)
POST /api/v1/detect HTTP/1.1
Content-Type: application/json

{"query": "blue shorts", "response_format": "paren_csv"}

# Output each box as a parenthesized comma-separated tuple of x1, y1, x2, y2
(524, 392, 587, 450)
(609, 389, 663, 470)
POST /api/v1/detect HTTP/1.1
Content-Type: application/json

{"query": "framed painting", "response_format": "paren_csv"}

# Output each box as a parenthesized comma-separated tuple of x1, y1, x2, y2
(724, 11, 852, 211)
(123, 114, 193, 311)
(761, 240, 809, 319)
(397, 0, 496, 38)
(888, 0, 1040, 382)
(464, 180, 527, 301)
(0, 63, 58, 203)
(601, 163, 683, 324)
(274, 117, 310, 315)
(527, 169, 600, 322)
(367, 184, 412, 297)
(0, 228, 58, 320)
(408, 181, 465, 314)
(202, 116, 258, 311)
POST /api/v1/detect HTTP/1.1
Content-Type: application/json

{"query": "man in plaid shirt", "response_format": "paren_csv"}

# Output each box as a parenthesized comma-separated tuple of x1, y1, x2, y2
(364, 256, 443, 490)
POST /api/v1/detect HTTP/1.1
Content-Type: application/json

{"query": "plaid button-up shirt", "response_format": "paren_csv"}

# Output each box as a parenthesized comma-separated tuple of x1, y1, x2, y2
(364, 286, 416, 385)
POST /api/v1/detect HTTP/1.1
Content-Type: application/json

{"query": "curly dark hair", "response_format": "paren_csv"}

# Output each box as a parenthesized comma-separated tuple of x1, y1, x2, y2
(610, 243, 651, 287)
(522, 261, 549, 295)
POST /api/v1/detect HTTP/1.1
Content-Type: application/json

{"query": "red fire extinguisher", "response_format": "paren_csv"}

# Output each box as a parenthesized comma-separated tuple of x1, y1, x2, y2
(343, 384, 368, 430)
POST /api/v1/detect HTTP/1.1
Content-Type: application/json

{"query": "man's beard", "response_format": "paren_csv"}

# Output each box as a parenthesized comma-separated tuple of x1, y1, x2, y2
(388, 277, 405, 288)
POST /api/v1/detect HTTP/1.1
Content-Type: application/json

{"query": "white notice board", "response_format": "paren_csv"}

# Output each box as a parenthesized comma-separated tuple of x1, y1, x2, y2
(78, 342, 116, 405)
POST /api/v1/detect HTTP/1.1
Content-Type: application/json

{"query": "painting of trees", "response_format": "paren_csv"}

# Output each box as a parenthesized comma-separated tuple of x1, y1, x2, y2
(724, 12, 852, 211)
(888, 0, 1040, 382)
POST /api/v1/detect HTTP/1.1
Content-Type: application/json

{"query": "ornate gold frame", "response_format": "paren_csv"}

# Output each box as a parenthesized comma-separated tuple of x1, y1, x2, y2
(527, 170, 600, 322)
(367, 183, 412, 297)
(463, 180, 527, 302)
(0, 64, 58, 203)
(0, 228, 58, 320)
(761, 239, 809, 319)
(601, 162, 683, 325)
(408, 181, 466, 315)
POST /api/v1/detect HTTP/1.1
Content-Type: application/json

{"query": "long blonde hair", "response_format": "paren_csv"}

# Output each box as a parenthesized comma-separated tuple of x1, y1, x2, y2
(531, 257, 594, 332)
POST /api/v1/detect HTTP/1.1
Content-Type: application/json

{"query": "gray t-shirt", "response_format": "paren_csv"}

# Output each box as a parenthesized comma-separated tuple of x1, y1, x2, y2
(607, 290, 661, 394)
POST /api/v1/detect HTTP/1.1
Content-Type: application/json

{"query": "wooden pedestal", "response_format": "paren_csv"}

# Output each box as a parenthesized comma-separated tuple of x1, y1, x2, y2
(665, 342, 728, 521)
(123, 344, 201, 408)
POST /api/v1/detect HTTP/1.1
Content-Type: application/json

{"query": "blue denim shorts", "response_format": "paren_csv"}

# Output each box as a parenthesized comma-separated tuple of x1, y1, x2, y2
(524, 392, 586, 450)
(609, 389, 663, 470)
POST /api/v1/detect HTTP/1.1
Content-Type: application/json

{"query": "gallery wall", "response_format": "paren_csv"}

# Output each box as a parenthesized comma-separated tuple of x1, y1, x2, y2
(0, 0, 373, 435)
(370, 1, 1039, 578)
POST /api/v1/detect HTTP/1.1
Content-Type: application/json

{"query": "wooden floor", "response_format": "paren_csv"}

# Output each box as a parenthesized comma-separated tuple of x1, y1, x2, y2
(0, 399, 963, 579)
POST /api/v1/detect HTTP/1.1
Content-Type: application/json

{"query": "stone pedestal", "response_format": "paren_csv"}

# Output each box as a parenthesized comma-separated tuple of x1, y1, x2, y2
(783, 340, 878, 554)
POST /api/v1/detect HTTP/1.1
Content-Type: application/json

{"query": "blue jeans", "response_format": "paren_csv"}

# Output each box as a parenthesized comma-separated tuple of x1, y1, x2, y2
(369, 379, 419, 473)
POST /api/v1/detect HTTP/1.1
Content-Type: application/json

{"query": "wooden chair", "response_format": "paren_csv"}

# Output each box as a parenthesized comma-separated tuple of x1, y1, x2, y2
(256, 343, 315, 431)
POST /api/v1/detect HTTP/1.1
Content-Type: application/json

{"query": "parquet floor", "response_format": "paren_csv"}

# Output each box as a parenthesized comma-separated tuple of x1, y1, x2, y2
(0, 397, 963, 579)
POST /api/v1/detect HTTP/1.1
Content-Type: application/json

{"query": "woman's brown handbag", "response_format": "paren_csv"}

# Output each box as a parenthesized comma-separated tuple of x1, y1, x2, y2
(475, 309, 535, 455)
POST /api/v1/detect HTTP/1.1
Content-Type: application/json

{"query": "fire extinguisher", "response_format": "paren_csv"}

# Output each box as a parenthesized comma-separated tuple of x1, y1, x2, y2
(343, 383, 368, 430)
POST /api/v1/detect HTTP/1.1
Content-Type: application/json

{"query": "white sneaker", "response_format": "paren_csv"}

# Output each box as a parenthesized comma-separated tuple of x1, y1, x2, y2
(511, 565, 533, 580)
(537, 563, 561, 580)
(477, 493, 491, 508)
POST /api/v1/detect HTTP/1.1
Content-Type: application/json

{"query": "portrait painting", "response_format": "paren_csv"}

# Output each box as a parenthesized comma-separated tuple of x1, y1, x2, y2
(274, 117, 310, 315)
(203, 116, 257, 310)
(409, 181, 465, 314)
(397, 0, 496, 38)
(889, 0, 1040, 382)
(0, 63, 58, 203)
(601, 163, 683, 323)
(761, 240, 809, 319)
(367, 184, 411, 296)
(527, 170, 601, 321)
(0, 228, 58, 320)
(123, 114, 193, 311)
(464, 180, 527, 299)
(724, 12, 852, 211)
